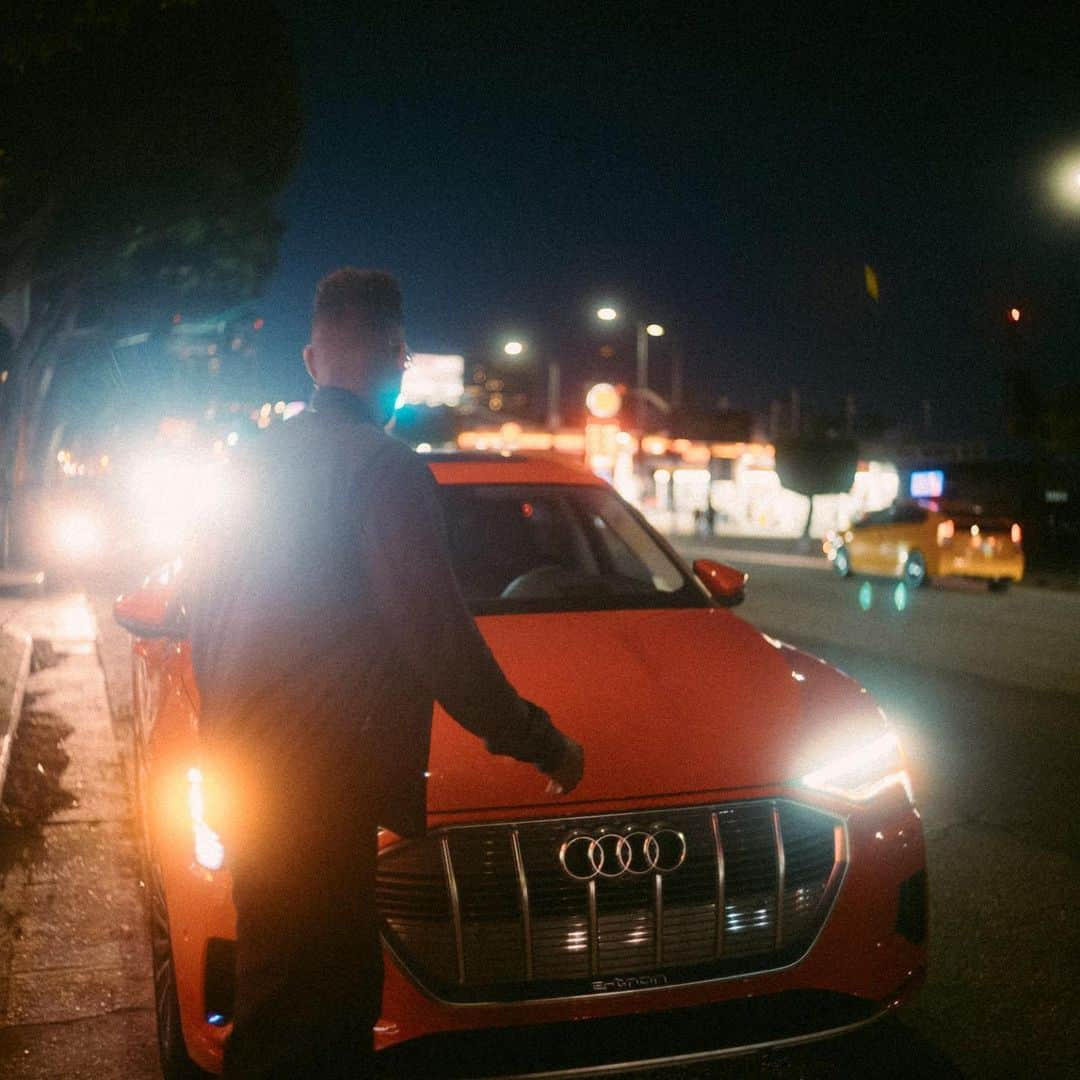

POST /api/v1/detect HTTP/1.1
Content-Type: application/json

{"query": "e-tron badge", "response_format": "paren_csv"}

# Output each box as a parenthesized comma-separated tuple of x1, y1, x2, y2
(559, 826, 687, 881)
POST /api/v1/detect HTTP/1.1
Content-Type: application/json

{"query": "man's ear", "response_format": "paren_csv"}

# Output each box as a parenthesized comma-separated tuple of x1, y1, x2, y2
(302, 344, 317, 383)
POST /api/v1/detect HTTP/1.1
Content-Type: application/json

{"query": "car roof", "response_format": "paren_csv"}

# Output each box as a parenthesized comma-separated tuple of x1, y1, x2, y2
(421, 451, 606, 487)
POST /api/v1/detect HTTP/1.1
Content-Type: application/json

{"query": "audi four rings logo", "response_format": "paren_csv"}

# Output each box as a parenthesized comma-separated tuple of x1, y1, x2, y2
(558, 826, 687, 881)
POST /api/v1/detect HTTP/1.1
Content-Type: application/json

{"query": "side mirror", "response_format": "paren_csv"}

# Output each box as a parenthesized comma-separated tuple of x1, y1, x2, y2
(693, 559, 748, 607)
(114, 587, 187, 639)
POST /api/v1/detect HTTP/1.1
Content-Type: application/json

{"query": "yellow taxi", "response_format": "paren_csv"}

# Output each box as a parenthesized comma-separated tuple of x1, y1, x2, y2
(824, 502, 1024, 591)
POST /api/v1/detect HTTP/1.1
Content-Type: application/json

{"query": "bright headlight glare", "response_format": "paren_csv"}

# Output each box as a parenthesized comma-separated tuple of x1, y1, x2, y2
(130, 455, 231, 551)
(801, 731, 913, 804)
(186, 767, 225, 871)
(53, 511, 104, 559)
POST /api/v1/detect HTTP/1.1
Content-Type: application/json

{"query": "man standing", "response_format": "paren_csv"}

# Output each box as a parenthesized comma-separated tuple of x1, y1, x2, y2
(187, 268, 584, 1078)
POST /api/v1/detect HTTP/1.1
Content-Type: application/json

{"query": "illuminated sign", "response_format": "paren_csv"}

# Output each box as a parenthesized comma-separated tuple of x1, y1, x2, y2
(399, 353, 465, 407)
(909, 469, 944, 498)
(586, 382, 622, 419)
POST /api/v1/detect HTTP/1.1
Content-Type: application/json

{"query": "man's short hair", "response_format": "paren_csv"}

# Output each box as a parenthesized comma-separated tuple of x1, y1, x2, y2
(312, 268, 403, 341)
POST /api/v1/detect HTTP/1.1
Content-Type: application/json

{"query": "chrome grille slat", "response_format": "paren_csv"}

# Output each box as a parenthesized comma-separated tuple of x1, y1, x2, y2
(710, 811, 726, 958)
(772, 803, 786, 950)
(379, 799, 847, 1003)
(510, 828, 534, 980)
(438, 834, 466, 985)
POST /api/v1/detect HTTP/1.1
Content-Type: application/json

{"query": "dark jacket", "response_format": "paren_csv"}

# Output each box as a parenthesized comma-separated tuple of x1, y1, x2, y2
(187, 386, 565, 837)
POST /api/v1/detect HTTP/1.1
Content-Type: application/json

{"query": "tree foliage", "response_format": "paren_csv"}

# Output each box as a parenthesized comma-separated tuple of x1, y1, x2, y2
(0, 0, 301, 560)
(775, 435, 859, 538)
(774, 436, 859, 498)
(0, 0, 301, 321)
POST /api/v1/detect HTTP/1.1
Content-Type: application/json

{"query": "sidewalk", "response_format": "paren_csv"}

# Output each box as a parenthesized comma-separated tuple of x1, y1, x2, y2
(0, 594, 156, 1079)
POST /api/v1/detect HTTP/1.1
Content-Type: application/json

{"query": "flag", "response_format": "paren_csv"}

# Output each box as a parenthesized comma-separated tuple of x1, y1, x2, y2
(864, 264, 880, 302)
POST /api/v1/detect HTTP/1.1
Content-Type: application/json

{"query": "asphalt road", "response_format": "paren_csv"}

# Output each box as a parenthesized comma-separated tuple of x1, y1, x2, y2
(2, 561, 1079, 1078)
(666, 541, 1080, 1079)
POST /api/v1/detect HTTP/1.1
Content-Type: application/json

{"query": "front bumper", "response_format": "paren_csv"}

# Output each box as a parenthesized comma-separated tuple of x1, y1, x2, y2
(939, 548, 1024, 581)
(168, 788, 926, 1075)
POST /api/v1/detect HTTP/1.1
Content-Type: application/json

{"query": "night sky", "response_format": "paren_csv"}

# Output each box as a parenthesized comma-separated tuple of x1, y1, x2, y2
(256, 5, 1080, 438)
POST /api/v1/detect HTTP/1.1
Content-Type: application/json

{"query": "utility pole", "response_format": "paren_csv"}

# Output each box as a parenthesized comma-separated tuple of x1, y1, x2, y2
(546, 361, 561, 431)
(635, 321, 648, 433)
(670, 341, 683, 411)
(769, 399, 782, 441)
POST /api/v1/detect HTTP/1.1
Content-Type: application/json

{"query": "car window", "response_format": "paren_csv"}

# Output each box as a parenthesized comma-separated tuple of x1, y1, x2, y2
(891, 504, 928, 525)
(437, 483, 705, 614)
(853, 507, 892, 529)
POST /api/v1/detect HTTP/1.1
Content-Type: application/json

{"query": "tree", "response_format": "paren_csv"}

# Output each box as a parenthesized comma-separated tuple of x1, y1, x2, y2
(0, 0, 301, 562)
(774, 435, 859, 540)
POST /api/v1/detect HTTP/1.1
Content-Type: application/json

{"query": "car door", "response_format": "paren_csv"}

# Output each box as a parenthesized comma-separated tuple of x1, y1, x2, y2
(887, 504, 930, 576)
(847, 508, 890, 573)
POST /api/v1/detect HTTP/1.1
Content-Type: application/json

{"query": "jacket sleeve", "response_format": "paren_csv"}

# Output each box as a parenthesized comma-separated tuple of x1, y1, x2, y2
(356, 444, 567, 772)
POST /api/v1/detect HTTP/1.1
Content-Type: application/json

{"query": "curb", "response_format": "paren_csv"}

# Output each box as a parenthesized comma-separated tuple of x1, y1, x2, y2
(0, 625, 34, 798)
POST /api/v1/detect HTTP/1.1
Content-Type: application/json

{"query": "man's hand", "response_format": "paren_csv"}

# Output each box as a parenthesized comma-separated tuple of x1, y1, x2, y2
(544, 735, 584, 796)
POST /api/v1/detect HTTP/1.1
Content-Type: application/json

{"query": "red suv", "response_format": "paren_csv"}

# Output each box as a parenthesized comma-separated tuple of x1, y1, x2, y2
(116, 452, 927, 1078)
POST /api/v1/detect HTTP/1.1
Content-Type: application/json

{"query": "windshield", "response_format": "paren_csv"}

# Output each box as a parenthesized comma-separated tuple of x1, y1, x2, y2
(437, 483, 706, 615)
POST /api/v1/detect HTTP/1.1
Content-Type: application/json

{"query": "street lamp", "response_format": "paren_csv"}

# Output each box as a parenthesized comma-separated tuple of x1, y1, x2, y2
(499, 337, 563, 430)
(594, 306, 666, 432)
(1049, 152, 1080, 210)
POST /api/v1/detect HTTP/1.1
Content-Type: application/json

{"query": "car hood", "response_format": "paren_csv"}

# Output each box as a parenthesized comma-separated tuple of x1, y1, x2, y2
(426, 607, 876, 815)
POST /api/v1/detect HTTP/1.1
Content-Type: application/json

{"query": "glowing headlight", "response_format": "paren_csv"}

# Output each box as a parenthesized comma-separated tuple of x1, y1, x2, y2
(186, 767, 226, 871)
(130, 455, 231, 552)
(52, 511, 104, 559)
(801, 730, 913, 804)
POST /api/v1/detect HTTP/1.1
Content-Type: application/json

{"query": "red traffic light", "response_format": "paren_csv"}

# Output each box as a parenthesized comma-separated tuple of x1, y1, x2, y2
(252, 317, 265, 331)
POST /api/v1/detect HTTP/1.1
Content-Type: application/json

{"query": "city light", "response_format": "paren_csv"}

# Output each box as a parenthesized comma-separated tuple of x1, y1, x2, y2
(596, 306, 618, 321)
(1008, 307, 1021, 323)
(503, 340, 525, 356)
(51, 510, 104, 561)
(1049, 152, 1080, 209)
(586, 382, 622, 419)
(645, 323, 665, 337)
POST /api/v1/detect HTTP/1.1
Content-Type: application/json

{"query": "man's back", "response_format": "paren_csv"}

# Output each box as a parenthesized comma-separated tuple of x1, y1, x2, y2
(190, 394, 418, 773)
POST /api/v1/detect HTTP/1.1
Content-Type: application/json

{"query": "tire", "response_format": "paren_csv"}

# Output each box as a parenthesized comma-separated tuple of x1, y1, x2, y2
(988, 578, 1011, 593)
(832, 546, 852, 577)
(903, 549, 928, 588)
(148, 851, 212, 1080)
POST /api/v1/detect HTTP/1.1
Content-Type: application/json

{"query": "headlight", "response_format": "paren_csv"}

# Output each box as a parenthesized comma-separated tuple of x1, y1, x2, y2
(52, 510, 104, 560)
(801, 730, 913, 804)
(186, 767, 226, 871)
(130, 454, 232, 552)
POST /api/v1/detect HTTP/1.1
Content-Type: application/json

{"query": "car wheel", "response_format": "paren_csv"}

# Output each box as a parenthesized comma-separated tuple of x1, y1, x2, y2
(832, 546, 852, 577)
(903, 550, 928, 587)
(987, 578, 1011, 593)
(148, 852, 211, 1080)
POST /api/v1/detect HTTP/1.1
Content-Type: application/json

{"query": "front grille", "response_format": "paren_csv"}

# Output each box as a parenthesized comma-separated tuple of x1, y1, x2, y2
(377, 800, 847, 1003)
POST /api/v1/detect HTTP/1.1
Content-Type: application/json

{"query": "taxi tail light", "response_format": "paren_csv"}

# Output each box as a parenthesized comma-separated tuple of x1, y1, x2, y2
(1011, 522, 1022, 545)
(936, 518, 955, 545)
